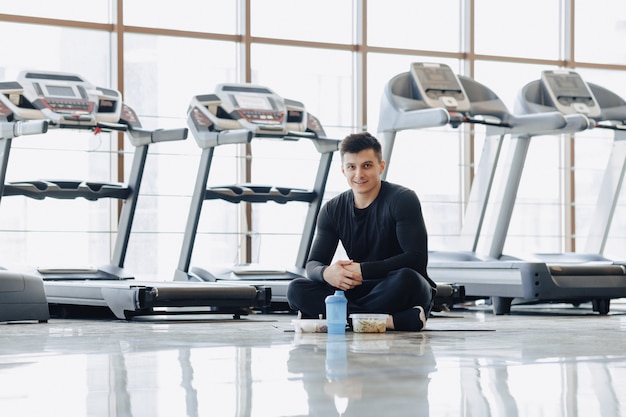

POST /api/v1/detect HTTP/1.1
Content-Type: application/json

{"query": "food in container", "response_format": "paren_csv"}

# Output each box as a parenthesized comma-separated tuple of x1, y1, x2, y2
(349, 313, 388, 333)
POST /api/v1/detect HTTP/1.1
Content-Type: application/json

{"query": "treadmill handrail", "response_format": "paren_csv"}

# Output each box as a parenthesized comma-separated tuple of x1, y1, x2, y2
(0, 120, 49, 139)
(499, 112, 589, 136)
(127, 127, 189, 146)
(189, 125, 253, 149)
(379, 107, 451, 132)
(386, 108, 451, 131)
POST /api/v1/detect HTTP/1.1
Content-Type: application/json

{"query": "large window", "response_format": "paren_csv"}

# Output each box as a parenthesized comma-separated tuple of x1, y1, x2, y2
(367, 0, 461, 52)
(474, 0, 561, 60)
(123, 0, 238, 34)
(2, 1, 626, 281)
(0, 0, 111, 23)
(250, 0, 353, 44)
(575, 0, 626, 65)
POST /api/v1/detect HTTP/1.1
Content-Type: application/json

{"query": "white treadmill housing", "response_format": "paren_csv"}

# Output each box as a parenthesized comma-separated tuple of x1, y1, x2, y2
(0, 270, 49, 323)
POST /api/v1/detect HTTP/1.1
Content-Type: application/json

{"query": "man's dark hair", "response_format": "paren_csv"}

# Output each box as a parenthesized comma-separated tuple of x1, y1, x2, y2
(340, 131, 383, 162)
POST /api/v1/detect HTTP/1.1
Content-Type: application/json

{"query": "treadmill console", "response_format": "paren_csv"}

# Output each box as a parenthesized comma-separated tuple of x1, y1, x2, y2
(410, 62, 471, 112)
(540, 70, 601, 117)
(0, 71, 122, 127)
(188, 83, 309, 136)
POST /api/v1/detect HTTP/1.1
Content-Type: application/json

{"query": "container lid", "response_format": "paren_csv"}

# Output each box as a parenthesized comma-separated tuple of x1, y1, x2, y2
(349, 313, 388, 319)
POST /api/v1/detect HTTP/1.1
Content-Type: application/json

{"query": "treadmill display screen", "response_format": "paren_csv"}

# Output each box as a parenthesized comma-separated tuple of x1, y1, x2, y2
(540, 70, 600, 116)
(409, 62, 471, 111)
(234, 94, 273, 110)
(46, 85, 76, 98)
(412, 64, 462, 92)
(543, 73, 592, 100)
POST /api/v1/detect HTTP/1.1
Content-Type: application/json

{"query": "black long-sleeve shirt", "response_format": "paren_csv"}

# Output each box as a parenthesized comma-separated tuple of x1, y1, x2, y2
(306, 181, 435, 288)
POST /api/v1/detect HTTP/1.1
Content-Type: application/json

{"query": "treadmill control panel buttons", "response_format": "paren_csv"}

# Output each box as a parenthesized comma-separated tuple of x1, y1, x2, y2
(238, 109, 284, 124)
(39, 98, 93, 113)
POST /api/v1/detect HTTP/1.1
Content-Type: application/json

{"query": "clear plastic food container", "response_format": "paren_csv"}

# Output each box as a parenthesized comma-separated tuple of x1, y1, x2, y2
(291, 319, 328, 333)
(349, 313, 388, 333)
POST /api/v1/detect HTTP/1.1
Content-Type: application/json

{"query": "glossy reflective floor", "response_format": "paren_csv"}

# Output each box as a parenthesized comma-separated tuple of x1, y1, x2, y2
(2, 301, 626, 417)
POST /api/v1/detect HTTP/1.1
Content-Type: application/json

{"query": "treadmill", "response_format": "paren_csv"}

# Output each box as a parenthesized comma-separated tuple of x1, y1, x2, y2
(377, 62, 626, 315)
(511, 70, 626, 291)
(0, 70, 270, 319)
(174, 84, 340, 307)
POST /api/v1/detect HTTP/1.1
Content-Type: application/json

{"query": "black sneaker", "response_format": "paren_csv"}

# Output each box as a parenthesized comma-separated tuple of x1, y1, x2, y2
(392, 306, 427, 331)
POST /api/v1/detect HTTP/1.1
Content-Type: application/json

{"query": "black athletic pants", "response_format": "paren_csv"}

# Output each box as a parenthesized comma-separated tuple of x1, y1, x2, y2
(286, 267, 435, 319)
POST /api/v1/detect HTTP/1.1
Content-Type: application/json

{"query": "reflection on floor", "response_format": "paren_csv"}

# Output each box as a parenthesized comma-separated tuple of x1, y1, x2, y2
(1, 301, 626, 417)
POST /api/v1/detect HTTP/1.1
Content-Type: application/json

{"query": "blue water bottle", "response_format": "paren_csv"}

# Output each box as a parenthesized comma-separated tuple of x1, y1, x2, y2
(325, 290, 347, 334)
